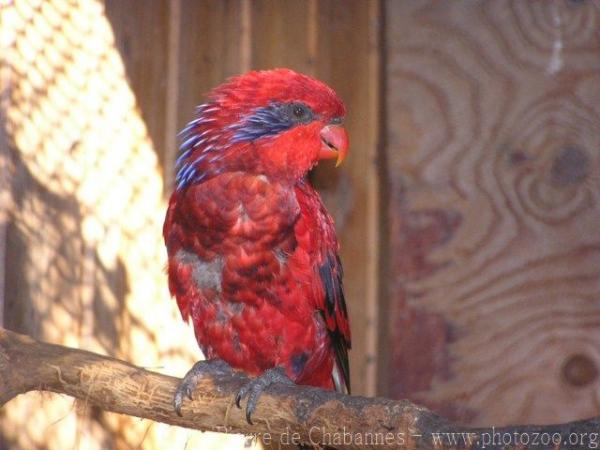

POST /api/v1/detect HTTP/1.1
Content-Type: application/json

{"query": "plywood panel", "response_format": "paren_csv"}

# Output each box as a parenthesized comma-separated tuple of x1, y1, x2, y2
(385, 0, 600, 426)
(176, 0, 248, 115)
(250, 0, 316, 74)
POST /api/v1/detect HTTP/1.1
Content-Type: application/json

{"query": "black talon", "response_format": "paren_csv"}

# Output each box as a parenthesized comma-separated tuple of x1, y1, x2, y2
(235, 366, 294, 425)
(246, 405, 254, 425)
(173, 358, 233, 416)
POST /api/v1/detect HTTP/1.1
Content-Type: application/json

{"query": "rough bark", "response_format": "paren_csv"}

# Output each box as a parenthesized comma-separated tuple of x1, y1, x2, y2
(1, 327, 598, 450)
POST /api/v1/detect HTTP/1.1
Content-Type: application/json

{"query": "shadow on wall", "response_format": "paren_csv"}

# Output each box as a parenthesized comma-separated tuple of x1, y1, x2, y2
(4, 146, 130, 355)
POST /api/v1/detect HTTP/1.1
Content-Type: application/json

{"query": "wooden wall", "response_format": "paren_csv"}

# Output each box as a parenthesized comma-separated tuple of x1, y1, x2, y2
(104, 0, 382, 397)
(384, 0, 600, 426)
(1, 2, 381, 447)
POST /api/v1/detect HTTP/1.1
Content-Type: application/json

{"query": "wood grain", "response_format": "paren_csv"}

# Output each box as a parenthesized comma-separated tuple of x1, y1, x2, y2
(385, 0, 600, 426)
(250, 0, 317, 74)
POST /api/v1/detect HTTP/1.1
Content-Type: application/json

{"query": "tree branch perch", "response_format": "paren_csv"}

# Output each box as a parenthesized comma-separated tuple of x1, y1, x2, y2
(1, 327, 599, 449)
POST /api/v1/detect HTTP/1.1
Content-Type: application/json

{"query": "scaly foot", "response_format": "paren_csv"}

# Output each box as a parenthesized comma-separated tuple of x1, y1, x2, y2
(235, 366, 294, 424)
(174, 358, 233, 416)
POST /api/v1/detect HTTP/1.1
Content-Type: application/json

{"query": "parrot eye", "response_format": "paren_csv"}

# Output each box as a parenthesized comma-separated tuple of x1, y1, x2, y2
(293, 105, 306, 118)
(288, 102, 313, 124)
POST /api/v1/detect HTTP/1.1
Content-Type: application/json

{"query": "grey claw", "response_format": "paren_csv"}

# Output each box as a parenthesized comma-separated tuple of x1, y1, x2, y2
(246, 404, 254, 425)
(173, 358, 233, 416)
(235, 367, 293, 425)
(174, 392, 184, 417)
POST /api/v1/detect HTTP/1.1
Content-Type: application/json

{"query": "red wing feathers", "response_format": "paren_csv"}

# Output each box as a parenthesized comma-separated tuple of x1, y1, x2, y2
(294, 180, 352, 393)
(318, 252, 351, 394)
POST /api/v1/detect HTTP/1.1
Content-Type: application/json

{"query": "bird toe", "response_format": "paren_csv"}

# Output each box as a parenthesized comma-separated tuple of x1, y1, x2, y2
(235, 366, 293, 424)
(173, 358, 233, 416)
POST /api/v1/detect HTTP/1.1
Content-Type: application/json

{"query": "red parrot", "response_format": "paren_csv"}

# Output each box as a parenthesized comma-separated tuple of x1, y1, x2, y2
(163, 68, 351, 423)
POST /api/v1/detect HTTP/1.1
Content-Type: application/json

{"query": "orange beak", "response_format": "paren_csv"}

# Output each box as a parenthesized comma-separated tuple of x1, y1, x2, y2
(319, 125, 349, 167)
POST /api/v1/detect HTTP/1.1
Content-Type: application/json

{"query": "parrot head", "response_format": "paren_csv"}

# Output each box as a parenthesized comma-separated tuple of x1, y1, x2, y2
(176, 68, 348, 189)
